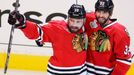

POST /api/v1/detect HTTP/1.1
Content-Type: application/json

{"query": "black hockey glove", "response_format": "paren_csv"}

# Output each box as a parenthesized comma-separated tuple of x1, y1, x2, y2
(8, 10, 26, 29)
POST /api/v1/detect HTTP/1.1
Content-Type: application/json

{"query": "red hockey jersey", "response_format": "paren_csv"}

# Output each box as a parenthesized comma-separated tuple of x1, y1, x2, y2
(20, 20, 87, 75)
(85, 13, 132, 75)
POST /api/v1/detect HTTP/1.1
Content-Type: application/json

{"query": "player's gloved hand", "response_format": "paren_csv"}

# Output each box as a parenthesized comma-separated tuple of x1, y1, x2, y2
(8, 10, 26, 29)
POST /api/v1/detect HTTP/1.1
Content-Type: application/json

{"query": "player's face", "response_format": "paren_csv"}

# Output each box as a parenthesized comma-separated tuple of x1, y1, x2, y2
(68, 18, 85, 33)
(95, 10, 110, 26)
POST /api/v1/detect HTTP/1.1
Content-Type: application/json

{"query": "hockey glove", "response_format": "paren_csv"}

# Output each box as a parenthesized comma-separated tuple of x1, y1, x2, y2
(8, 10, 26, 29)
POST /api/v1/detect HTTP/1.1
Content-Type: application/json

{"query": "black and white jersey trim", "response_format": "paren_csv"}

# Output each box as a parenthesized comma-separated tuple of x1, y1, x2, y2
(86, 62, 113, 75)
(47, 62, 87, 75)
(116, 58, 132, 65)
(35, 24, 44, 46)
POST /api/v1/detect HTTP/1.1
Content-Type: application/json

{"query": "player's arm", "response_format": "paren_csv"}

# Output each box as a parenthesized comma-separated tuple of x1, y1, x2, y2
(111, 27, 132, 75)
(8, 11, 50, 46)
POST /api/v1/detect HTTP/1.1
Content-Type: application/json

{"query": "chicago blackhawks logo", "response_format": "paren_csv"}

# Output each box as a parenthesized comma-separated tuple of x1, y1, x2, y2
(89, 30, 111, 52)
(72, 34, 88, 52)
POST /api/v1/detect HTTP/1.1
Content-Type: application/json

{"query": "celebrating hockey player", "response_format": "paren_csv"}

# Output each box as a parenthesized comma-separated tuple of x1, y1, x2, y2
(85, 0, 132, 75)
(8, 4, 88, 75)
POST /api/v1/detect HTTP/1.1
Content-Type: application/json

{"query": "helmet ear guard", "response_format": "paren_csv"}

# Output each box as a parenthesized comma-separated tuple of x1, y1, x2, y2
(68, 4, 86, 19)
(95, 0, 114, 15)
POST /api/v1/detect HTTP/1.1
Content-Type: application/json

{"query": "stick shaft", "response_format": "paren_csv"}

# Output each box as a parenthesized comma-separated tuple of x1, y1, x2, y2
(76, 0, 78, 4)
(15, 0, 19, 11)
(4, 0, 20, 74)
(4, 25, 15, 74)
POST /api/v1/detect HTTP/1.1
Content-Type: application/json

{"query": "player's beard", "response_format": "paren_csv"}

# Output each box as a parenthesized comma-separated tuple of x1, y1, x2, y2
(96, 16, 109, 28)
(67, 25, 82, 33)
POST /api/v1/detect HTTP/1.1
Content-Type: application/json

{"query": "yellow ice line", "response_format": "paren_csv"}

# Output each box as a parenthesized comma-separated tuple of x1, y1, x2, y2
(0, 52, 134, 75)
(0, 52, 50, 71)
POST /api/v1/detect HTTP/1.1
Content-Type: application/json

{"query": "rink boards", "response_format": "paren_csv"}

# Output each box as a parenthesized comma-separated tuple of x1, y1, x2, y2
(0, 52, 134, 75)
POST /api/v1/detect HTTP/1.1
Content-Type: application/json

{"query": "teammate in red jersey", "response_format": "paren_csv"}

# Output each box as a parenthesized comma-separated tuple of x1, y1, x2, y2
(85, 0, 132, 75)
(7, 4, 88, 75)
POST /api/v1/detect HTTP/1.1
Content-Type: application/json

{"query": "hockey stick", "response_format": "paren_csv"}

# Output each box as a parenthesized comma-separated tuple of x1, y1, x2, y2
(4, 0, 20, 75)
(76, 0, 78, 4)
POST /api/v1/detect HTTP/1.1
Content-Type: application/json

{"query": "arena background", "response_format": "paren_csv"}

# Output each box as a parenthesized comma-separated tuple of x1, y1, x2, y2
(0, 0, 134, 75)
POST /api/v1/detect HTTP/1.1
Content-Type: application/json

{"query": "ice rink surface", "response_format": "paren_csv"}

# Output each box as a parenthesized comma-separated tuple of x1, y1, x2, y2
(0, 69, 47, 75)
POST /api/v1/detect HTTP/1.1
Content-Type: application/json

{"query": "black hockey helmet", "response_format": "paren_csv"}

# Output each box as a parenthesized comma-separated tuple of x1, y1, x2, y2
(68, 4, 86, 19)
(95, 0, 114, 15)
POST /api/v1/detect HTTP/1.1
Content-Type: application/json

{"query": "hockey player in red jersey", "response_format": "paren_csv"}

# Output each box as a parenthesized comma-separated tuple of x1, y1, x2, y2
(85, 0, 132, 75)
(7, 4, 88, 75)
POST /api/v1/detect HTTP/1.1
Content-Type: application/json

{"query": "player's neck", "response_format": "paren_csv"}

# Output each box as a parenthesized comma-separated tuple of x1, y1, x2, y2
(101, 20, 111, 28)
